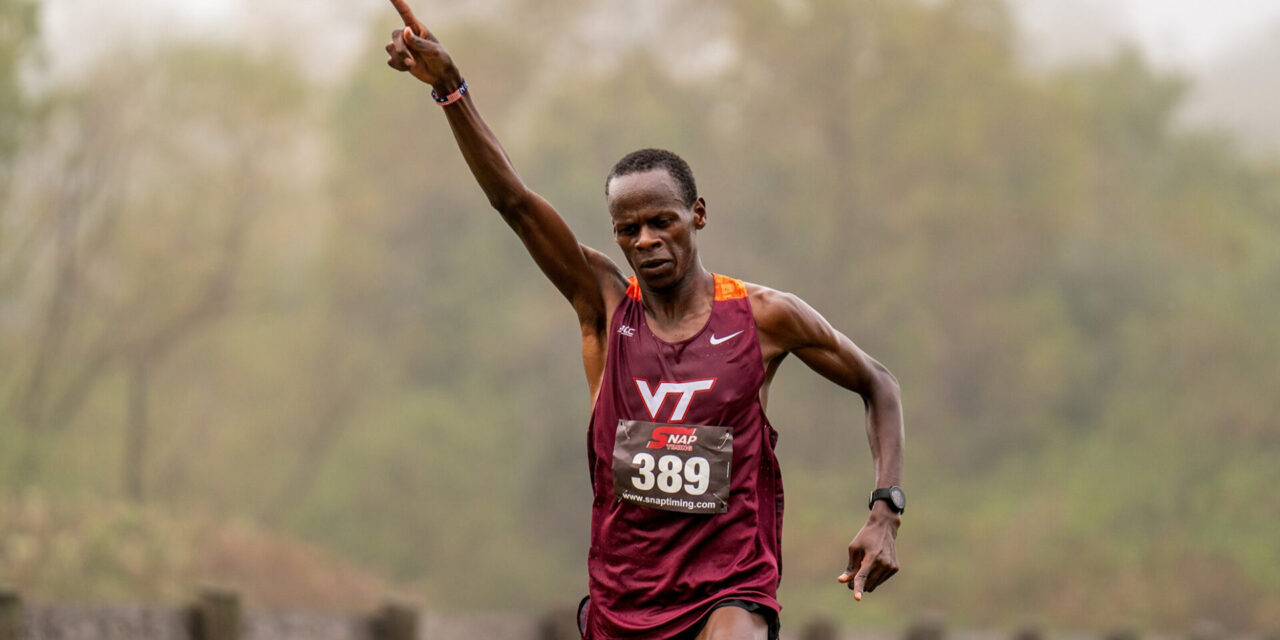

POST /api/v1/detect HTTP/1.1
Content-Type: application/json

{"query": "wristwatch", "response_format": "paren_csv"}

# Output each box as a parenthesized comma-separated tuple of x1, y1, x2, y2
(868, 486, 906, 514)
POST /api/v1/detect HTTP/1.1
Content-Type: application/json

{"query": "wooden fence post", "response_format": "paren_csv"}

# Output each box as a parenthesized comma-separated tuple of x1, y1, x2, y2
(1102, 629, 1139, 640)
(0, 590, 19, 640)
(537, 607, 579, 640)
(799, 616, 839, 640)
(372, 602, 418, 640)
(195, 589, 241, 640)
(904, 611, 945, 640)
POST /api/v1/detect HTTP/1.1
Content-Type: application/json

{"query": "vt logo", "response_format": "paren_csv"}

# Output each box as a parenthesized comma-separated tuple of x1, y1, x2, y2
(633, 378, 716, 422)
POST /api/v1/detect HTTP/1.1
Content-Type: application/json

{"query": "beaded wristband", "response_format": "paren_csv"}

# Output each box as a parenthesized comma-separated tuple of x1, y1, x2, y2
(431, 80, 468, 106)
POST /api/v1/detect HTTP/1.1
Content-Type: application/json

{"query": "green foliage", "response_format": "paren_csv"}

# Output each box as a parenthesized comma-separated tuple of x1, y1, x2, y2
(0, 0, 36, 161)
(0, 489, 388, 608)
(2, 0, 1278, 633)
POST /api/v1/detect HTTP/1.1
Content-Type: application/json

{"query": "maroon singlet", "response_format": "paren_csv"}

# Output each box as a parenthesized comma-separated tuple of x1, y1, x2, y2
(583, 273, 784, 639)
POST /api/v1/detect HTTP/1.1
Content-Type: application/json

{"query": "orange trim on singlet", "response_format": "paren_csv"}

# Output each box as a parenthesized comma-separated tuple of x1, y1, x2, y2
(627, 274, 747, 301)
(713, 273, 748, 301)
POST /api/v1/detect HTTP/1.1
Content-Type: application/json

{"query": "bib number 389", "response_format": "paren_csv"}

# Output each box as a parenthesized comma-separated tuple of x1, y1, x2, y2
(629, 452, 711, 495)
(612, 420, 732, 514)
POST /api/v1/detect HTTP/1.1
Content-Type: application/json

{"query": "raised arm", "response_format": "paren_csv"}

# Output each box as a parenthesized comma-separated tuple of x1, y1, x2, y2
(384, 1, 622, 325)
(752, 286, 904, 602)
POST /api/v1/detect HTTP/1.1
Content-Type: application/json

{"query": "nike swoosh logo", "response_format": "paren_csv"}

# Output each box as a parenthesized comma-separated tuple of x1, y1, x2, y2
(709, 331, 744, 346)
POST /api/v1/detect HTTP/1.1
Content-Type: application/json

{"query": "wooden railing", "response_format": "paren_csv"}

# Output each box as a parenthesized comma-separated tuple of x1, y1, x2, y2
(0, 588, 1220, 640)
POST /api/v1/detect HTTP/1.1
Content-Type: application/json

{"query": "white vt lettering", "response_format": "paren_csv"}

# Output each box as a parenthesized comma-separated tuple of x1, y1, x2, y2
(634, 379, 715, 422)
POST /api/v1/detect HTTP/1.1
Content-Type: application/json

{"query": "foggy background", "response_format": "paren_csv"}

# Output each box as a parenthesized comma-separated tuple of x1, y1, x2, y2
(2, 0, 1278, 635)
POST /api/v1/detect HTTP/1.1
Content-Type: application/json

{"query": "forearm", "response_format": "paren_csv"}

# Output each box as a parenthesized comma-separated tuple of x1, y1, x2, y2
(864, 371, 903, 489)
(433, 76, 529, 213)
(426, 72, 599, 308)
(842, 375, 904, 599)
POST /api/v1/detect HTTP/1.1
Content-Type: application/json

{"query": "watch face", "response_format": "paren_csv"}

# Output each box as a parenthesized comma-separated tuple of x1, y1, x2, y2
(889, 487, 906, 510)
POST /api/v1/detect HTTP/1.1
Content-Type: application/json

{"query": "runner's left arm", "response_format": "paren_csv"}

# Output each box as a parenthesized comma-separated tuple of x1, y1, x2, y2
(753, 287, 904, 602)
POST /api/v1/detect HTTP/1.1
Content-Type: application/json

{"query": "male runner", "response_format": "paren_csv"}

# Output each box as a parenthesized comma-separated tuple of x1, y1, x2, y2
(384, 4, 904, 639)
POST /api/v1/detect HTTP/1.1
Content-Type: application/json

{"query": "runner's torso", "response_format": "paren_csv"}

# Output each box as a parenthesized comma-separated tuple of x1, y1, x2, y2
(584, 273, 784, 639)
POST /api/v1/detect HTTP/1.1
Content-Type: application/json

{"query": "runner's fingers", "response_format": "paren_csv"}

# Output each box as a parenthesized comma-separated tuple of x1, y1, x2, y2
(877, 566, 900, 590)
(387, 30, 414, 67)
(865, 557, 900, 593)
(387, 1, 438, 43)
(385, 43, 405, 70)
(838, 547, 864, 583)
(388, 0, 420, 29)
(864, 564, 889, 593)
(403, 29, 442, 56)
(852, 570, 869, 600)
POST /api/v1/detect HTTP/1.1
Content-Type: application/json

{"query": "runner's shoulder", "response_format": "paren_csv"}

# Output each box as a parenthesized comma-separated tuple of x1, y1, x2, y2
(577, 245, 628, 331)
(582, 245, 628, 296)
(747, 281, 803, 318)
(743, 282, 809, 333)
(744, 282, 830, 355)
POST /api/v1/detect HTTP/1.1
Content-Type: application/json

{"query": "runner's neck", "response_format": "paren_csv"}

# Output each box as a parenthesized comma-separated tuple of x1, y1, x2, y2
(637, 266, 715, 329)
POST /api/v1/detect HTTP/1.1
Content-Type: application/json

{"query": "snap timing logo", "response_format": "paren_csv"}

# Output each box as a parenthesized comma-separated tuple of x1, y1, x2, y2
(647, 426, 698, 451)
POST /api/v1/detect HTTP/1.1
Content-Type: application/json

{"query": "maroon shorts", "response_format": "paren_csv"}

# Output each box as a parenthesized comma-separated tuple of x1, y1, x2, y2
(577, 596, 780, 640)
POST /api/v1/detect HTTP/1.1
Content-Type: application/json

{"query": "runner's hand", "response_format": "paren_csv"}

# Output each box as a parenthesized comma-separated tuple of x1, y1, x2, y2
(384, 0, 460, 90)
(836, 503, 900, 601)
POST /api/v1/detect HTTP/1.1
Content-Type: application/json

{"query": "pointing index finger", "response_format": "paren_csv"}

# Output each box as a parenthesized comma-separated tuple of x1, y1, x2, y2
(388, 0, 426, 34)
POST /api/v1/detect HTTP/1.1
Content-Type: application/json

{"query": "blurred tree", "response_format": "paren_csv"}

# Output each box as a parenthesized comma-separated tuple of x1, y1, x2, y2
(0, 48, 313, 501)
(0, 0, 37, 297)
(0, 0, 35, 162)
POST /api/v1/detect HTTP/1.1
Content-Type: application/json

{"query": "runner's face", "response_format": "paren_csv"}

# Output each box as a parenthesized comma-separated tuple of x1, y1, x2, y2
(607, 169, 706, 291)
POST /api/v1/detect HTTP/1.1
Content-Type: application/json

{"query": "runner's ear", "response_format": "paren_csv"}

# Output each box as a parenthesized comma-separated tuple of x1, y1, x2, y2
(692, 197, 707, 230)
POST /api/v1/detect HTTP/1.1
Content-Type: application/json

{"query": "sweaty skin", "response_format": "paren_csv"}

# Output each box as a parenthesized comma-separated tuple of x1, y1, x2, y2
(384, 3, 904, 636)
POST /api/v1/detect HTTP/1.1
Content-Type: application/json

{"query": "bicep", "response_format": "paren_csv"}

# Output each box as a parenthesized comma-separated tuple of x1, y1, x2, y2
(762, 290, 888, 396)
(793, 331, 887, 396)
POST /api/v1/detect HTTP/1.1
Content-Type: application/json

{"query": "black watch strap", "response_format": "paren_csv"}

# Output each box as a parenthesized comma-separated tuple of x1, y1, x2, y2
(868, 486, 906, 514)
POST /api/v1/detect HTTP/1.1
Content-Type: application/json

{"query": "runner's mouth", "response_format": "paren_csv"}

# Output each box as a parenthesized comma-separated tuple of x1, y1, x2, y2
(639, 259, 672, 271)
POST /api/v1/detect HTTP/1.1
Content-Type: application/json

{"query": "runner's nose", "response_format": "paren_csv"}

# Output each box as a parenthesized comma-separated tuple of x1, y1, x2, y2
(636, 226, 662, 251)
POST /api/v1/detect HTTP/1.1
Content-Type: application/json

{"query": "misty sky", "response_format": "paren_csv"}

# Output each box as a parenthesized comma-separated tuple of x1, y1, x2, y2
(39, 0, 1280, 82)
(1118, 0, 1278, 63)
(1016, 0, 1280, 69)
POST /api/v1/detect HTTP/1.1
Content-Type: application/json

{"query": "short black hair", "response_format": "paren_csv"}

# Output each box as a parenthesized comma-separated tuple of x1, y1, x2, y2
(605, 148, 698, 207)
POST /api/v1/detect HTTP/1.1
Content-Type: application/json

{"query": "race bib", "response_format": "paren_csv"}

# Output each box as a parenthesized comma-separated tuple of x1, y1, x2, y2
(612, 420, 732, 514)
